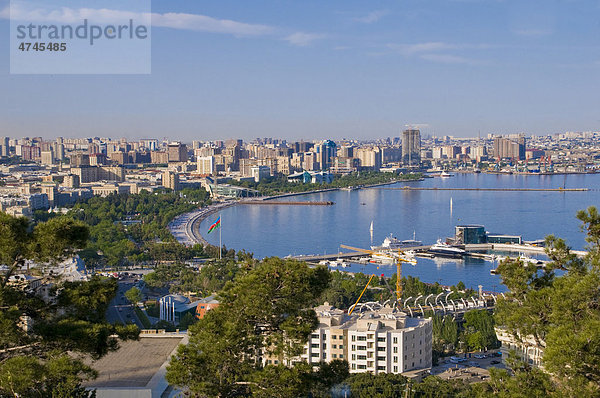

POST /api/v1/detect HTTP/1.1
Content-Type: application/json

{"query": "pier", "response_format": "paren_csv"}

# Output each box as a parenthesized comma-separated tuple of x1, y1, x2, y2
(378, 187, 588, 192)
(240, 200, 335, 206)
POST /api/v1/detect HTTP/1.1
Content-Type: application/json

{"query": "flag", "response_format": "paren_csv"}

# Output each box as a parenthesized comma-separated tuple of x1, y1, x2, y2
(208, 216, 221, 234)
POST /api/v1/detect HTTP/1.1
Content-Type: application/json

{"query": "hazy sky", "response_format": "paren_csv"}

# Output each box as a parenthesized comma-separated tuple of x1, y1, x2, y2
(0, 0, 599, 141)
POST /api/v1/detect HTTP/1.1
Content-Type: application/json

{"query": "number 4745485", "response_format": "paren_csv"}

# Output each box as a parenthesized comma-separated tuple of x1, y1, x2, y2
(18, 43, 66, 51)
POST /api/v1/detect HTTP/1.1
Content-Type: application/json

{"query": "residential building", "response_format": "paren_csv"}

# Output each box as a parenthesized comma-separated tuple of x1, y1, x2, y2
(288, 304, 432, 376)
(197, 156, 215, 175)
(163, 170, 180, 191)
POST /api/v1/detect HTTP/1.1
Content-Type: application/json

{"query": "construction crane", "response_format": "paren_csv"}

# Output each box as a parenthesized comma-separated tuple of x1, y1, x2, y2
(340, 244, 416, 308)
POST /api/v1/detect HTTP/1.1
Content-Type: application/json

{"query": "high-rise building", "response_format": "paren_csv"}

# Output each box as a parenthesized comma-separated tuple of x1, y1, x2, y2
(197, 156, 215, 175)
(493, 136, 526, 160)
(356, 147, 382, 170)
(40, 150, 54, 165)
(1, 137, 9, 157)
(402, 129, 421, 165)
(167, 142, 188, 163)
(163, 170, 180, 191)
(316, 140, 337, 170)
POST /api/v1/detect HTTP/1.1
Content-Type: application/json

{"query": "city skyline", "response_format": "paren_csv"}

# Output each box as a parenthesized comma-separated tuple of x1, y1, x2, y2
(1, 0, 599, 140)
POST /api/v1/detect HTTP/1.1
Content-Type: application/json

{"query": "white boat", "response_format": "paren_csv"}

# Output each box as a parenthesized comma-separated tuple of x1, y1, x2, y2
(371, 232, 422, 251)
(440, 171, 453, 178)
(428, 239, 466, 258)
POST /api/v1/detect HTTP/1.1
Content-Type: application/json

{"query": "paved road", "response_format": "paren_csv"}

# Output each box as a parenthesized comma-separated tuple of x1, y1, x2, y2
(106, 275, 145, 329)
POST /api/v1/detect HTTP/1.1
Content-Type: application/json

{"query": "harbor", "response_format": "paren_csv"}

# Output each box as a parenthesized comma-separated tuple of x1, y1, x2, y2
(191, 173, 597, 292)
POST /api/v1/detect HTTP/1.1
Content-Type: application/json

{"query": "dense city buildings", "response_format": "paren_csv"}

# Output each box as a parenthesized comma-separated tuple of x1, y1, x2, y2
(0, 130, 599, 216)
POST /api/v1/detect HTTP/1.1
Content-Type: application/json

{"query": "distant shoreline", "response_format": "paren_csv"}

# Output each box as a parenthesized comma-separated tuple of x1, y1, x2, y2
(170, 178, 420, 246)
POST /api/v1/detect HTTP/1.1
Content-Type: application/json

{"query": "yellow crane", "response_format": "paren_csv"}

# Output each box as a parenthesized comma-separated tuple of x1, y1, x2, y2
(340, 244, 416, 309)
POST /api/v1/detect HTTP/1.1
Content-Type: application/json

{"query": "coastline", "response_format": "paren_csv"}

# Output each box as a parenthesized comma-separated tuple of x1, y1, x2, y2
(168, 176, 423, 247)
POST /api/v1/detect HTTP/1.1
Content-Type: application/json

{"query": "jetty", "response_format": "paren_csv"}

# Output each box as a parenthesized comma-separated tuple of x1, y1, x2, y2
(240, 201, 334, 206)
(378, 187, 588, 192)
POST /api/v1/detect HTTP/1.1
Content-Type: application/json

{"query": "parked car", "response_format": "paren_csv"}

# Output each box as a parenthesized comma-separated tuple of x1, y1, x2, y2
(474, 354, 486, 359)
(491, 360, 501, 365)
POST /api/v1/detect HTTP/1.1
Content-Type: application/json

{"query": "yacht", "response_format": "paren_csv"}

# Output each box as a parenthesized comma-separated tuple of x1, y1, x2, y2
(440, 171, 453, 178)
(371, 232, 422, 251)
(428, 239, 466, 258)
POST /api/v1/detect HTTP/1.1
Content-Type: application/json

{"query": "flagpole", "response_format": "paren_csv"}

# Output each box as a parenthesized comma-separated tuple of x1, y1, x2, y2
(219, 213, 222, 260)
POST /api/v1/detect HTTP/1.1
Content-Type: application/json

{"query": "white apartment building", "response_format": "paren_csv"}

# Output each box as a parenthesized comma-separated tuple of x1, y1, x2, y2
(496, 328, 544, 369)
(297, 304, 432, 375)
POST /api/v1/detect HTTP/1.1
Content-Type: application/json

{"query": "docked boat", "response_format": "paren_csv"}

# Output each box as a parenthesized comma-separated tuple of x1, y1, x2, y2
(428, 239, 466, 258)
(440, 171, 453, 178)
(371, 232, 422, 251)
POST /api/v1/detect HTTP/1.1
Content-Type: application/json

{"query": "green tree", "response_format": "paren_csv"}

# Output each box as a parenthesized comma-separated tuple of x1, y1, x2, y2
(166, 258, 330, 397)
(125, 286, 142, 304)
(0, 214, 138, 397)
(494, 206, 600, 396)
(345, 372, 410, 398)
(461, 310, 498, 352)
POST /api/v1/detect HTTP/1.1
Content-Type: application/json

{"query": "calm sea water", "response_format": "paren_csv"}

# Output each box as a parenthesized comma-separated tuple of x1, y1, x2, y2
(199, 173, 600, 291)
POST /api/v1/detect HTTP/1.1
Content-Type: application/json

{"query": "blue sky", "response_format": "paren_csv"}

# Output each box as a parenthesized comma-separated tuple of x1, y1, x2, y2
(0, 0, 599, 141)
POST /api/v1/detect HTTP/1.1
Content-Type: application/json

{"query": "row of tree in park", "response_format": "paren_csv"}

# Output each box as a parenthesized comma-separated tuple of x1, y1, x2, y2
(1, 199, 599, 396)
(230, 170, 423, 195)
(34, 188, 214, 268)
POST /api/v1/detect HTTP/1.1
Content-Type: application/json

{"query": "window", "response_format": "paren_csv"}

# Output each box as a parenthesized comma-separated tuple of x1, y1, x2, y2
(332, 335, 337, 339)
(358, 346, 366, 351)
(322, 353, 327, 359)
(311, 334, 318, 339)
(323, 334, 327, 339)
(311, 353, 319, 357)
(412, 362, 414, 367)
(274, 360, 278, 364)
(393, 347, 398, 353)
(352, 354, 356, 360)
(339, 345, 344, 349)
(311, 343, 319, 348)
(377, 366, 386, 370)
(358, 365, 366, 370)
(377, 347, 386, 351)
(377, 356, 385, 361)
(352, 345, 356, 351)
(333, 354, 337, 358)
(357, 336, 366, 341)
(393, 356, 398, 363)
(393, 337, 398, 344)
(404, 355, 407, 360)
(357, 355, 367, 360)
(377, 337, 386, 342)
(339, 335, 343, 340)
(332, 344, 337, 349)
(322, 344, 327, 349)
(352, 335, 356, 342)
(352, 364, 356, 370)
(340, 354, 344, 359)
(393, 366, 398, 372)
